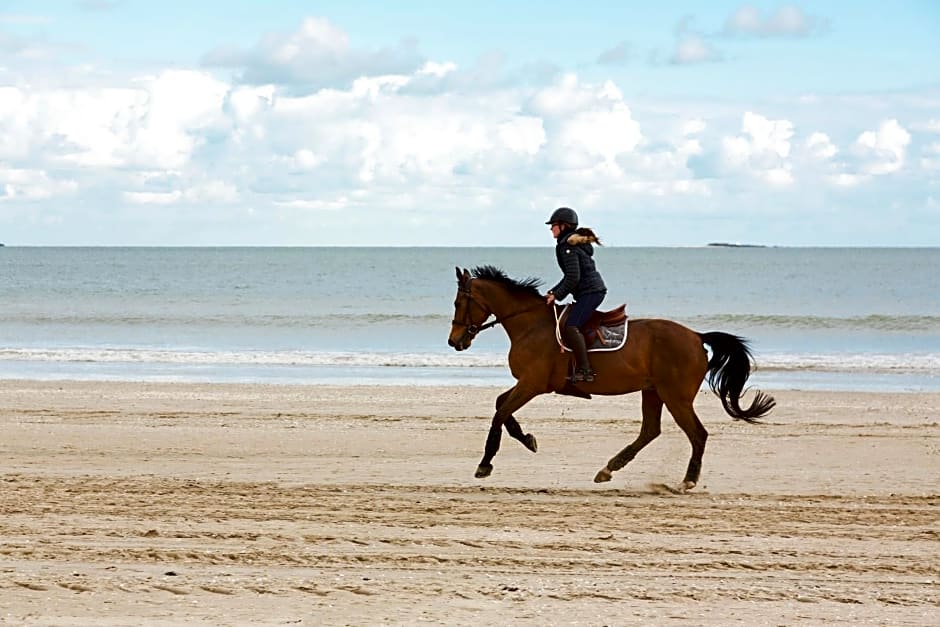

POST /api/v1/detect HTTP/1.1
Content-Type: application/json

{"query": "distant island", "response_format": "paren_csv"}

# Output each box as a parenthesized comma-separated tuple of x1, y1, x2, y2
(707, 242, 768, 248)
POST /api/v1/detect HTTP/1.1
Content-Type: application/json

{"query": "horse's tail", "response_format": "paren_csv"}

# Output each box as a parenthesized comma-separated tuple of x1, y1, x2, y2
(698, 331, 776, 423)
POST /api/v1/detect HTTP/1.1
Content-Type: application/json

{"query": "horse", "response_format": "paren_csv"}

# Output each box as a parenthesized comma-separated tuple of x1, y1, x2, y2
(447, 265, 776, 492)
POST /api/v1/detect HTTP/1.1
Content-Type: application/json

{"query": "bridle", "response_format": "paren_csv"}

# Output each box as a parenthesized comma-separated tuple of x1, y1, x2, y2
(451, 278, 543, 344)
(451, 283, 498, 343)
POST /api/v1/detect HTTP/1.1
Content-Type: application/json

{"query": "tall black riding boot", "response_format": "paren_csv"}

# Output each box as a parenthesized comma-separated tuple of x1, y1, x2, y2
(563, 326, 594, 383)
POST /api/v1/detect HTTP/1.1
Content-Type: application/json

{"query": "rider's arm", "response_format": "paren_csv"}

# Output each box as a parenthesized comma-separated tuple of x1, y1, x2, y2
(549, 246, 581, 301)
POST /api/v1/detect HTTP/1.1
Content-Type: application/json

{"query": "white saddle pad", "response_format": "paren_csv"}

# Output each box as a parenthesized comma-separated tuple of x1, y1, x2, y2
(554, 304, 628, 353)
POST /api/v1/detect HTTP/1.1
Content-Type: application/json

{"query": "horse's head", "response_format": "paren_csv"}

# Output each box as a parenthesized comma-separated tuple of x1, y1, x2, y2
(448, 267, 491, 351)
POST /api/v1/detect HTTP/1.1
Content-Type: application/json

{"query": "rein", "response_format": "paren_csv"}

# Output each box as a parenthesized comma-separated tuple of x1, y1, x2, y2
(452, 283, 543, 339)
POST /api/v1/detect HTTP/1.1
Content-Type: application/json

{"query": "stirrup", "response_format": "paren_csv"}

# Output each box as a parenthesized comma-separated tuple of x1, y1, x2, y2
(572, 368, 595, 383)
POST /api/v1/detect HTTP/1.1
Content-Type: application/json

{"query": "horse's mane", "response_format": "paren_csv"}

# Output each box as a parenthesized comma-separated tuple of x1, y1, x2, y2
(470, 265, 543, 299)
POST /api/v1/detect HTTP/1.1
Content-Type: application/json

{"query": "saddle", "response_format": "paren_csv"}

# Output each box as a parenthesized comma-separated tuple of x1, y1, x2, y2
(556, 304, 628, 351)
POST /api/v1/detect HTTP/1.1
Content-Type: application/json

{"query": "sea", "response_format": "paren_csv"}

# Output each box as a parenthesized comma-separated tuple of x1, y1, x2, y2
(2, 247, 938, 392)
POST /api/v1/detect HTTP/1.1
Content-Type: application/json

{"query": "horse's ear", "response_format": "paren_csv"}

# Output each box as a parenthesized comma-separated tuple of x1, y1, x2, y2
(455, 266, 462, 282)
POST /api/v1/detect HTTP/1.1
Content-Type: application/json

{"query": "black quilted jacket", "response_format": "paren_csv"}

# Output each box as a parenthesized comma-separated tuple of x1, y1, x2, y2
(549, 230, 607, 301)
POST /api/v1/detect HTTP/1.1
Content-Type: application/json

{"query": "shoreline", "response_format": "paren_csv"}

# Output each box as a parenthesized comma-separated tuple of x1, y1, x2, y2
(2, 380, 938, 624)
(2, 365, 938, 393)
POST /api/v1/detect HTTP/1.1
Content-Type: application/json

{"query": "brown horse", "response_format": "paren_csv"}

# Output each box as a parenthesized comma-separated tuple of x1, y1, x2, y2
(448, 265, 775, 492)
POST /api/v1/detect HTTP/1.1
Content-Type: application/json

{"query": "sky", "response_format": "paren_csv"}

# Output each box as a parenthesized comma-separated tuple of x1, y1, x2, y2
(0, 1, 938, 246)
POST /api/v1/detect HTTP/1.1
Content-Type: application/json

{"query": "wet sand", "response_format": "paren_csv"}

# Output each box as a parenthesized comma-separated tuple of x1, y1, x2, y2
(1, 380, 938, 625)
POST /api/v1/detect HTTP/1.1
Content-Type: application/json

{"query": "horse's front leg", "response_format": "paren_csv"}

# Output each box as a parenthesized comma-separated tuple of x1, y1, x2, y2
(476, 385, 540, 478)
(495, 389, 538, 454)
(505, 417, 538, 453)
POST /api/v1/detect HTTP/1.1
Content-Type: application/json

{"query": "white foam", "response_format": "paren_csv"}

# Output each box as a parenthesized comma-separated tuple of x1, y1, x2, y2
(0, 347, 506, 368)
(759, 352, 940, 374)
(2, 347, 939, 375)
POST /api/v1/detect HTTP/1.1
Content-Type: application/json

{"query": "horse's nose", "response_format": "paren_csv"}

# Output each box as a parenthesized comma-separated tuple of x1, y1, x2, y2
(448, 338, 456, 348)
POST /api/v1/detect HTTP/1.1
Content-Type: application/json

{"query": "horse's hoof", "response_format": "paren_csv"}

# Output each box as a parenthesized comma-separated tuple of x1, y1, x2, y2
(679, 480, 696, 493)
(524, 433, 538, 453)
(475, 464, 493, 479)
(594, 467, 613, 483)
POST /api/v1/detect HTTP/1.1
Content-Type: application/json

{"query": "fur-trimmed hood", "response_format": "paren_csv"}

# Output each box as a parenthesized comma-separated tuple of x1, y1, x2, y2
(560, 227, 602, 247)
(567, 232, 600, 246)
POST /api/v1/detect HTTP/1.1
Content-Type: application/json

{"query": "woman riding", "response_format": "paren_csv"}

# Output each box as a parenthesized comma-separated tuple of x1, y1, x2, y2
(544, 207, 607, 383)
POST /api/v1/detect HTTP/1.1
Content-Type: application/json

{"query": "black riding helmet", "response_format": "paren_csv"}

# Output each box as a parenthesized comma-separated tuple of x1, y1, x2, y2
(545, 207, 579, 227)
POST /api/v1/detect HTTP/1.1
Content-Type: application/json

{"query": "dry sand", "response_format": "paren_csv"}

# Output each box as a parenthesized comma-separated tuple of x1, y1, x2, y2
(0, 380, 937, 626)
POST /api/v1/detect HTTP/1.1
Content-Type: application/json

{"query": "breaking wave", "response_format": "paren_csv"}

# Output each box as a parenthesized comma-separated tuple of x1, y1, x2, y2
(1, 347, 938, 375)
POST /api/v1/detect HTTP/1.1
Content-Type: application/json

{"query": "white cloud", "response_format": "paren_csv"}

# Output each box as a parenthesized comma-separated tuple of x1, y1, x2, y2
(0, 70, 228, 170)
(741, 112, 793, 158)
(274, 197, 350, 211)
(763, 166, 794, 185)
(122, 70, 230, 169)
(670, 34, 722, 65)
(202, 17, 423, 90)
(0, 14, 935, 245)
(672, 179, 711, 196)
(719, 111, 795, 184)
(682, 118, 707, 135)
(725, 5, 826, 37)
(123, 180, 238, 205)
(531, 77, 642, 172)
(557, 104, 641, 165)
(798, 131, 851, 185)
(497, 117, 546, 155)
(417, 61, 457, 78)
(292, 148, 323, 170)
(530, 73, 606, 117)
(853, 119, 911, 175)
(828, 173, 863, 187)
(806, 132, 838, 160)
(227, 85, 276, 122)
(123, 190, 182, 205)
(0, 167, 78, 201)
(0, 65, 922, 224)
(187, 180, 239, 203)
(793, 120, 916, 187)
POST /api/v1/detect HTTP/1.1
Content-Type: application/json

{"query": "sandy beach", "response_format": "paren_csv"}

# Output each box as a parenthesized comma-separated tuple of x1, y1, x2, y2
(0, 380, 937, 625)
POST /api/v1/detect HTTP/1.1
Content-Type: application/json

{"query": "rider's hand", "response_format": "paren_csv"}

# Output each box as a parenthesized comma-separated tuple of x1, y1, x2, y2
(545, 292, 555, 305)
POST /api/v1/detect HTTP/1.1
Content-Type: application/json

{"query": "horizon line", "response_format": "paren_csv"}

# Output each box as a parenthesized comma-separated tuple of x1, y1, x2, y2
(3, 244, 939, 250)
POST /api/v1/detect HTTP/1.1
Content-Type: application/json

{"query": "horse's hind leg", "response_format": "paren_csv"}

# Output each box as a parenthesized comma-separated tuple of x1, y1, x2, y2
(594, 389, 663, 483)
(661, 395, 708, 492)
